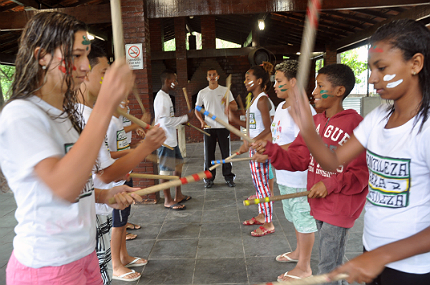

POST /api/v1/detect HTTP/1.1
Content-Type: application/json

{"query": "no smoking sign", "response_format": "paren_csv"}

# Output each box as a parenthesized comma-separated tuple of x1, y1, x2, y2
(125, 43, 143, 70)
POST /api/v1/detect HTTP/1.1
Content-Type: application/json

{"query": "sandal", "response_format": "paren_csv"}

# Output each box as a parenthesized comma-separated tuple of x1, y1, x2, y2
(126, 223, 141, 230)
(125, 257, 148, 268)
(243, 217, 264, 226)
(275, 252, 299, 263)
(176, 195, 192, 204)
(247, 195, 257, 200)
(251, 226, 275, 237)
(112, 269, 141, 282)
(277, 271, 301, 282)
(125, 232, 137, 240)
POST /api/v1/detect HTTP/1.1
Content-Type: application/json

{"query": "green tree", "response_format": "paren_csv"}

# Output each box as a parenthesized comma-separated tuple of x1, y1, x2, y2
(0, 64, 15, 102)
(340, 49, 367, 84)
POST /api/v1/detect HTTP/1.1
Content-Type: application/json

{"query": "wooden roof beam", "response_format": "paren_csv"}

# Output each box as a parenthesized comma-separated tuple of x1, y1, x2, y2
(0, 3, 111, 30)
(332, 4, 430, 51)
(146, 0, 430, 18)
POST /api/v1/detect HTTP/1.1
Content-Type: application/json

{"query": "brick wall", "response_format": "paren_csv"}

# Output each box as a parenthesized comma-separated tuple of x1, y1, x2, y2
(121, 0, 158, 202)
(201, 16, 216, 49)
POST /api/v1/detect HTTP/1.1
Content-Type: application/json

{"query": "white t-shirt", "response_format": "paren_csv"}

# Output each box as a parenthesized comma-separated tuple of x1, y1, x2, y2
(354, 105, 430, 274)
(78, 103, 115, 215)
(272, 101, 316, 187)
(154, 90, 188, 147)
(0, 96, 96, 268)
(249, 92, 269, 139)
(195, 85, 234, 129)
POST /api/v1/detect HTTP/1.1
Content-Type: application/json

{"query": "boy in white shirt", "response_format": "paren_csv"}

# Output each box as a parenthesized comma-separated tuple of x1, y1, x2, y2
(154, 70, 193, 210)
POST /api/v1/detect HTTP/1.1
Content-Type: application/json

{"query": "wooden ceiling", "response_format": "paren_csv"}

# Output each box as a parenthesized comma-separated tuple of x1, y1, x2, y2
(1, 0, 430, 64)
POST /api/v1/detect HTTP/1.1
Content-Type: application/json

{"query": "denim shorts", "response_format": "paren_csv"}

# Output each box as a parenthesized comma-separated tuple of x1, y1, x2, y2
(158, 145, 183, 171)
(112, 178, 133, 227)
(278, 184, 317, 233)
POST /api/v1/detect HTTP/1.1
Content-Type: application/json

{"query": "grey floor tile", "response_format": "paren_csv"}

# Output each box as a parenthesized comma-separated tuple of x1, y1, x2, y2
(246, 256, 296, 284)
(129, 209, 169, 225)
(197, 237, 244, 259)
(138, 259, 195, 284)
(0, 266, 6, 285)
(165, 210, 203, 224)
(204, 189, 236, 200)
(157, 223, 201, 240)
(194, 258, 248, 284)
(242, 228, 290, 257)
(149, 239, 198, 259)
(202, 199, 237, 210)
(201, 208, 239, 223)
(126, 239, 157, 260)
(346, 232, 364, 253)
(0, 243, 13, 268)
(0, 213, 16, 228)
(199, 222, 242, 239)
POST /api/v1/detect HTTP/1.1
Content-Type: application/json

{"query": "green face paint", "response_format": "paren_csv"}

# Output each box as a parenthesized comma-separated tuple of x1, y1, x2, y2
(278, 84, 288, 92)
(320, 90, 328, 94)
(82, 35, 91, 45)
(321, 94, 334, 99)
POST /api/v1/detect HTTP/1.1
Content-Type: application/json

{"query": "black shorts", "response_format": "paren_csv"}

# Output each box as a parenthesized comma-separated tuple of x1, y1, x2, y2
(112, 178, 133, 228)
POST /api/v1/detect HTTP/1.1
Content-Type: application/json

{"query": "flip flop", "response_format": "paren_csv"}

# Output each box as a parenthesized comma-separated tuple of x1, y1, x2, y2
(251, 226, 275, 237)
(164, 203, 186, 210)
(277, 271, 301, 282)
(125, 232, 137, 240)
(125, 257, 148, 268)
(112, 269, 141, 282)
(126, 223, 141, 230)
(243, 217, 264, 226)
(275, 252, 299, 263)
(177, 195, 192, 204)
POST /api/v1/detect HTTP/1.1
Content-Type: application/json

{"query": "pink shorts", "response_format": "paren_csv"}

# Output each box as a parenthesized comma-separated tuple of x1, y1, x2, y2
(6, 250, 103, 285)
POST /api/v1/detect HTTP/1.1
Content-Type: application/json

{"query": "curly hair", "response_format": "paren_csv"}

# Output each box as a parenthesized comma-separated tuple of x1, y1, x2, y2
(8, 12, 88, 134)
(275, 60, 299, 80)
(248, 61, 273, 91)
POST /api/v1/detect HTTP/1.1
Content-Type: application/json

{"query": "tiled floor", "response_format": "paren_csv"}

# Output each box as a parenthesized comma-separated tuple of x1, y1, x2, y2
(0, 141, 364, 285)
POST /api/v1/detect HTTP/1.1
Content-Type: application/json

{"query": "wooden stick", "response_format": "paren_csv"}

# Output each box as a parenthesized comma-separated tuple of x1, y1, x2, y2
(236, 95, 246, 115)
(117, 108, 174, 150)
(245, 92, 252, 137)
(211, 157, 252, 165)
(133, 87, 146, 114)
(144, 154, 182, 171)
(129, 173, 179, 180)
(182, 87, 192, 112)
(296, 0, 323, 92)
(195, 106, 254, 143)
(110, 0, 125, 60)
(255, 273, 349, 285)
(108, 170, 212, 204)
(186, 122, 210, 136)
(244, 191, 310, 206)
(209, 149, 240, 171)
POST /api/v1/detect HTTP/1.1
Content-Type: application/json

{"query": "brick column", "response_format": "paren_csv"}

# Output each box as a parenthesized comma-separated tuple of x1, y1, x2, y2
(174, 17, 188, 115)
(149, 18, 163, 52)
(324, 45, 338, 66)
(201, 16, 216, 49)
(122, 0, 158, 203)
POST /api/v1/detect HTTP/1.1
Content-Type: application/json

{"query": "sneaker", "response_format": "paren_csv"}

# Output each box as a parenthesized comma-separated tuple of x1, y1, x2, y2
(205, 180, 214, 188)
(226, 180, 236, 187)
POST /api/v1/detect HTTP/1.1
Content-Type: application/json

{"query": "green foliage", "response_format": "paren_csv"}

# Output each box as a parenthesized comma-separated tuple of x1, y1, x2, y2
(0, 65, 15, 102)
(340, 49, 367, 84)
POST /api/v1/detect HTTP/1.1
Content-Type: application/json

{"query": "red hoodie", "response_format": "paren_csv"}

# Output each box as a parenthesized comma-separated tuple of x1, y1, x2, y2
(264, 109, 368, 228)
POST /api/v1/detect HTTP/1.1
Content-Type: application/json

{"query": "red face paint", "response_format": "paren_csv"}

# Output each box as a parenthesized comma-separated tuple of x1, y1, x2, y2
(369, 45, 383, 53)
(58, 59, 77, 74)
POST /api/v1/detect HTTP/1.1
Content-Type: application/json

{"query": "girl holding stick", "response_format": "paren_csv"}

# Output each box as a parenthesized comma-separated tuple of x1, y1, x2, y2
(0, 12, 141, 284)
(231, 62, 274, 237)
(288, 19, 430, 285)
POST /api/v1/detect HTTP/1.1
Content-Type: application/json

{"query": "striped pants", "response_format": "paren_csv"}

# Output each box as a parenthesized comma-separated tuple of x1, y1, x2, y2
(249, 149, 272, 223)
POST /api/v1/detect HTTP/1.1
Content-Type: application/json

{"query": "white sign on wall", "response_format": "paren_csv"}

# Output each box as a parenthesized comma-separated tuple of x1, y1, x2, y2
(125, 43, 143, 70)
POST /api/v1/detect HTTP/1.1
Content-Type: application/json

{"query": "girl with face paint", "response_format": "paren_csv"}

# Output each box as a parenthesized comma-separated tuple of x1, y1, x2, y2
(274, 19, 430, 285)
(237, 62, 275, 237)
(0, 12, 140, 284)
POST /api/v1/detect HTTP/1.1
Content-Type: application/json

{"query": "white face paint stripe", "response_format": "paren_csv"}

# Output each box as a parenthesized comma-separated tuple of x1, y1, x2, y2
(386, 79, 403, 88)
(170, 82, 175, 88)
(383, 74, 396, 81)
(273, 81, 276, 87)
